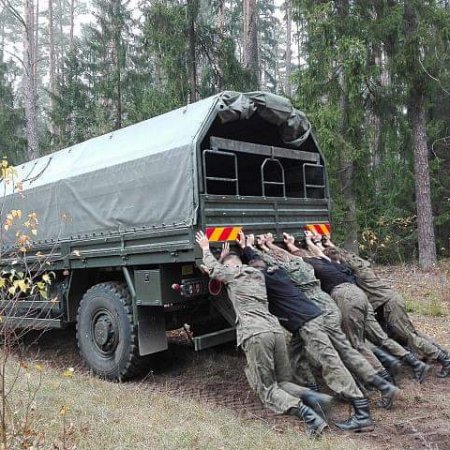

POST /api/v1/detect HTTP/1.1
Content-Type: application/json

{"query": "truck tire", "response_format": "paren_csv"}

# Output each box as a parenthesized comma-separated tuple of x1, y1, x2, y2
(76, 282, 142, 381)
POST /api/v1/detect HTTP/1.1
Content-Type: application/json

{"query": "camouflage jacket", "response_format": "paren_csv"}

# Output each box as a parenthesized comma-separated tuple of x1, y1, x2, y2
(254, 246, 339, 314)
(202, 249, 283, 346)
(331, 246, 394, 310)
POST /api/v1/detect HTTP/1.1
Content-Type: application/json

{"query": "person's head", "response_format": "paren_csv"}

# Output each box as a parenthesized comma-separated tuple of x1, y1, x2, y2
(323, 247, 340, 262)
(222, 253, 243, 267)
(247, 257, 267, 270)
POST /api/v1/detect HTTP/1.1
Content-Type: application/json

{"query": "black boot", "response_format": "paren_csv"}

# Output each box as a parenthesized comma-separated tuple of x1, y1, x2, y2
(437, 350, 450, 378)
(300, 389, 334, 419)
(370, 375, 400, 410)
(334, 398, 374, 432)
(294, 402, 328, 437)
(377, 369, 395, 385)
(372, 347, 402, 377)
(402, 353, 431, 382)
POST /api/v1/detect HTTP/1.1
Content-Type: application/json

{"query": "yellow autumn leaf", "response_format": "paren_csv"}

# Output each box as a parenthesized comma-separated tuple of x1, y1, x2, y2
(42, 274, 51, 284)
(17, 279, 28, 293)
(59, 405, 68, 416)
(0, 278, 5, 289)
(31, 229, 37, 236)
(34, 364, 44, 372)
(62, 368, 75, 378)
(8, 286, 16, 295)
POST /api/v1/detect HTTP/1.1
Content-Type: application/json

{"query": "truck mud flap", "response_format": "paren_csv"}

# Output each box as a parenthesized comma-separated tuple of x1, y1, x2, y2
(137, 305, 168, 356)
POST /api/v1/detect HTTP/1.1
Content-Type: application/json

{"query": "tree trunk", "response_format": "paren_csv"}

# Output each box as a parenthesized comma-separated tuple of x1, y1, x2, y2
(23, 0, 39, 160)
(70, 0, 75, 47)
(186, 0, 198, 103)
(0, 11, 4, 64)
(48, 0, 58, 136)
(115, 44, 122, 129)
(338, 70, 358, 252)
(404, 2, 436, 269)
(284, 0, 292, 97)
(218, 0, 225, 35)
(243, 0, 259, 86)
(336, 0, 358, 252)
(409, 95, 437, 269)
(34, 0, 38, 80)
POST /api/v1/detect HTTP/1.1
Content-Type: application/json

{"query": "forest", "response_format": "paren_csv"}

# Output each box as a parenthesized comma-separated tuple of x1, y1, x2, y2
(0, 0, 449, 269)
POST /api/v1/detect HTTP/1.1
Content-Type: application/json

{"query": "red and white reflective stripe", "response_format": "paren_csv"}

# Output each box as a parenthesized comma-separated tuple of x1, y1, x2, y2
(205, 226, 242, 242)
(304, 223, 331, 236)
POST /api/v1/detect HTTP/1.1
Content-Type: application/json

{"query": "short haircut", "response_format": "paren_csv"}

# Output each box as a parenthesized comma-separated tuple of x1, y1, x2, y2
(222, 253, 242, 264)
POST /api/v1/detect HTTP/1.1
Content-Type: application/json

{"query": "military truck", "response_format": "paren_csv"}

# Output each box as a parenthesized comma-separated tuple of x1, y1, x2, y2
(0, 91, 330, 380)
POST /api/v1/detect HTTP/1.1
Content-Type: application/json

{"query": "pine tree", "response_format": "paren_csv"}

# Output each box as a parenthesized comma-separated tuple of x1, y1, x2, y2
(84, 0, 133, 131)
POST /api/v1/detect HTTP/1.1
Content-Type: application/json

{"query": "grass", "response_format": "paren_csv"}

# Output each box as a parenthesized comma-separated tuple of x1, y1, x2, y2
(404, 292, 449, 317)
(3, 356, 366, 450)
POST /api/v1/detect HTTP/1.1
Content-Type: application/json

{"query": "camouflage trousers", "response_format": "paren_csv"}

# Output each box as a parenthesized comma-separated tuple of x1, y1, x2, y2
(242, 331, 310, 414)
(331, 283, 408, 372)
(295, 316, 363, 399)
(378, 293, 441, 360)
(294, 286, 379, 385)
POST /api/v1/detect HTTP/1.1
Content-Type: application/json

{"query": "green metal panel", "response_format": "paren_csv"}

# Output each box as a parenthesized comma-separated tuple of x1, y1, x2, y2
(1, 317, 64, 329)
(135, 270, 163, 306)
(200, 195, 330, 237)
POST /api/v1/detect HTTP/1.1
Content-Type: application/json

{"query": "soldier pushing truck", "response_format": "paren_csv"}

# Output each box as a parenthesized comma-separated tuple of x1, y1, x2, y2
(0, 91, 449, 438)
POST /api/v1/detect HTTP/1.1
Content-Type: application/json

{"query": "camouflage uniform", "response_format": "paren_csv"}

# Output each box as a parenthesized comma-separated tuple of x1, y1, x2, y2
(331, 247, 442, 360)
(202, 249, 309, 414)
(331, 283, 396, 371)
(255, 247, 381, 386)
(297, 315, 364, 398)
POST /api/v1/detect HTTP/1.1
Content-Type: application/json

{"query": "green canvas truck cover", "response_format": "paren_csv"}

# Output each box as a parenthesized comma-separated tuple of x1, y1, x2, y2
(0, 91, 312, 247)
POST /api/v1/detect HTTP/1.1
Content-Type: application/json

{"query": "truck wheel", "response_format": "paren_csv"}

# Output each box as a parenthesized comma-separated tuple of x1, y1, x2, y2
(76, 282, 142, 381)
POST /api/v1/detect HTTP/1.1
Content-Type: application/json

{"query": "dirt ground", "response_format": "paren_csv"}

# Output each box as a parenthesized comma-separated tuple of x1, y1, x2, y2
(19, 264, 450, 450)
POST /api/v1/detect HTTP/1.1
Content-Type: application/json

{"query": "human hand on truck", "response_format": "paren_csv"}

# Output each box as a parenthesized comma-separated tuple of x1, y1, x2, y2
(195, 231, 210, 250)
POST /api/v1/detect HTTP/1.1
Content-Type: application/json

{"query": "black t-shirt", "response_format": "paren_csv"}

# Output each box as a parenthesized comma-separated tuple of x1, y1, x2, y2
(304, 257, 356, 294)
(243, 247, 322, 332)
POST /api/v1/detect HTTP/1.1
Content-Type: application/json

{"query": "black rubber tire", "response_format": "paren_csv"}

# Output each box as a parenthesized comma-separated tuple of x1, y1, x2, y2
(76, 282, 142, 381)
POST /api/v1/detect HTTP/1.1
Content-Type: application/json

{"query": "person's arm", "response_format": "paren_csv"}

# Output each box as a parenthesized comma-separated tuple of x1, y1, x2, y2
(283, 232, 303, 255)
(304, 231, 331, 261)
(267, 243, 296, 263)
(323, 237, 370, 270)
(258, 233, 313, 275)
(195, 231, 237, 283)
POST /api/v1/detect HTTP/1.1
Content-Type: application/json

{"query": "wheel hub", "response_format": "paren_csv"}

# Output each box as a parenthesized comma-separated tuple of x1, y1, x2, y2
(92, 312, 117, 354)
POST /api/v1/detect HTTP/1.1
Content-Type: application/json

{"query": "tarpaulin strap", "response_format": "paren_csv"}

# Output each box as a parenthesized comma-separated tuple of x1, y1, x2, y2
(304, 223, 331, 236)
(206, 226, 242, 242)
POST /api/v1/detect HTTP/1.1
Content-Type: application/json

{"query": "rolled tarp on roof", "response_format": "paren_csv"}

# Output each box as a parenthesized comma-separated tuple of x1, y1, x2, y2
(217, 91, 312, 147)
(0, 91, 311, 247)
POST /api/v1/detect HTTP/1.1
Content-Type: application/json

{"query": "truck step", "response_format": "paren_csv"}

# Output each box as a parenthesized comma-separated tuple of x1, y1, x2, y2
(1, 317, 64, 329)
(193, 327, 236, 351)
